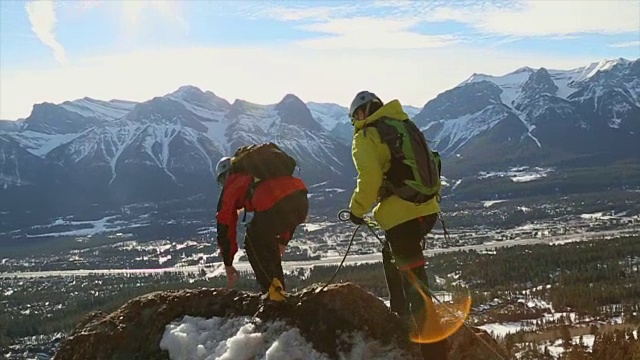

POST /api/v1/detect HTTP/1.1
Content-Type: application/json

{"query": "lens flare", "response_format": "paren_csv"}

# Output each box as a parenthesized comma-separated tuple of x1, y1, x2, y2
(405, 271, 472, 344)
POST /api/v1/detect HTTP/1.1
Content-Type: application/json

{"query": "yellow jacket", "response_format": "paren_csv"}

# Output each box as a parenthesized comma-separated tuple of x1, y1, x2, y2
(349, 99, 440, 231)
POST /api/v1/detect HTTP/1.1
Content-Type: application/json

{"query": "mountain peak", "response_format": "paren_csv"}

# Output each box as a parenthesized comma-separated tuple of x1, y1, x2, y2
(167, 85, 215, 101)
(166, 85, 231, 116)
(170, 85, 205, 97)
(168, 85, 227, 102)
(126, 97, 186, 121)
(280, 93, 304, 104)
(586, 58, 630, 76)
(31, 102, 59, 112)
(461, 66, 536, 87)
(598, 57, 631, 67)
(513, 67, 558, 109)
(29, 102, 82, 120)
(275, 94, 323, 131)
(228, 98, 255, 111)
(24, 102, 100, 135)
(460, 73, 488, 85)
(562, 57, 636, 85)
(513, 66, 536, 74)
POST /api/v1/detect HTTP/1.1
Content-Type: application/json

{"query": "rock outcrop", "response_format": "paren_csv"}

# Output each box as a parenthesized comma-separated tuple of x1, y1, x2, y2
(53, 283, 506, 360)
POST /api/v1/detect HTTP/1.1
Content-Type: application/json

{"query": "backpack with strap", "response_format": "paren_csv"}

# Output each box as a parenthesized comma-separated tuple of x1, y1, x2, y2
(368, 117, 442, 204)
(230, 143, 298, 221)
(230, 142, 298, 181)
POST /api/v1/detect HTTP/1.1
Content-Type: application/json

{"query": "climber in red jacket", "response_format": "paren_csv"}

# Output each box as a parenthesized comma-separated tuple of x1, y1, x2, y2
(215, 153, 308, 301)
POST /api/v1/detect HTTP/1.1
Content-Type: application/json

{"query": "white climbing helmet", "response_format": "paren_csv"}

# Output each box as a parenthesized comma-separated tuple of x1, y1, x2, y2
(215, 157, 232, 185)
(349, 90, 382, 119)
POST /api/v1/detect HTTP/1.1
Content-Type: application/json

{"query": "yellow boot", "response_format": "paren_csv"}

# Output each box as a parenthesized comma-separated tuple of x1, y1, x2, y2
(268, 277, 286, 302)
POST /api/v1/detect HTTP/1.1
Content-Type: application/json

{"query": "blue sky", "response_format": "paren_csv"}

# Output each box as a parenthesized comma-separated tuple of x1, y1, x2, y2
(1, 0, 639, 119)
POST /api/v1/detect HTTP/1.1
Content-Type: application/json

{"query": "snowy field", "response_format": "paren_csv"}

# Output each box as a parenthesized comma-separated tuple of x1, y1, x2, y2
(477, 166, 554, 183)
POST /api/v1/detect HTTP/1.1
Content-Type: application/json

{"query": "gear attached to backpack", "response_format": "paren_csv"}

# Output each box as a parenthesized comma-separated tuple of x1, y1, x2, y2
(230, 142, 297, 181)
(369, 118, 442, 204)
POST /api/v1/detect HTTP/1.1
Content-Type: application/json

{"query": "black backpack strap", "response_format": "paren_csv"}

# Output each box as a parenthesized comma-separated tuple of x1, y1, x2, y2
(367, 118, 406, 201)
(242, 177, 260, 221)
(371, 119, 405, 159)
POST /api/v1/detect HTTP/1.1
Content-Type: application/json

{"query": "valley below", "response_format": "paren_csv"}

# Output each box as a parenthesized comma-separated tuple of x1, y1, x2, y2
(2, 193, 639, 359)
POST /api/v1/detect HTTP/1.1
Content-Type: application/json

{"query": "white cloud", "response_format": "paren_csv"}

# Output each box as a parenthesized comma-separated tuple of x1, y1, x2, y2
(25, 0, 67, 64)
(254, 2, 457, 50)
(255, 2, 369, 21)
(427, 0, 640, 36)
(259, 6, 340, 21)
(609, 40, 640, 48)
(296, 17, 459, 49)
(121, 1, 189, 33)
(20, 0, 190, 65)
(244, 0, 639, 50)
(0, 45, 597, 120)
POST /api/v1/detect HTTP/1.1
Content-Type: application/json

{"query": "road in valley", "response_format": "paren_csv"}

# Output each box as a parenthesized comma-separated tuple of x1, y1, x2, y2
(2, 228, 636, 279)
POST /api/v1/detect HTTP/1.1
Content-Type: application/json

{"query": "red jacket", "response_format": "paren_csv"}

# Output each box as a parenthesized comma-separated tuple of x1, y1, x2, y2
(216, 172, 307, 266)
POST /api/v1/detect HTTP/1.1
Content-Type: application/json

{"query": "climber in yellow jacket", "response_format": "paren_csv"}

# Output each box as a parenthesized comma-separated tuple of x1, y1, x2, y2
(347, 90, 448, 360)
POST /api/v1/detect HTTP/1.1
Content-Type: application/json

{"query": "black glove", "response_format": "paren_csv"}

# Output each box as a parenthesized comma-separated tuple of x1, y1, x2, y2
(349, 212, 364, 225)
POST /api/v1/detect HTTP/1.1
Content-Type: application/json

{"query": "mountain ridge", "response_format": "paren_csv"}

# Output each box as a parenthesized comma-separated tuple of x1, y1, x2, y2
(1, 57, 638, 234)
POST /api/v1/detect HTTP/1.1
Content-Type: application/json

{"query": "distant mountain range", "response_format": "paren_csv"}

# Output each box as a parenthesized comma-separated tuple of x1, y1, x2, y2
(1, 57, 638, 235)
(415, 58, 640, 175)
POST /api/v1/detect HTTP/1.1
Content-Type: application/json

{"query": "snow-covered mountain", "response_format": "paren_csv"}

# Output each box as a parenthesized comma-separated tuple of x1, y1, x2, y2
(60, 98, 138, 121)
(0, 58, 638, 232)
(414, 58, 640, 174)
(0, 86, 355, 230)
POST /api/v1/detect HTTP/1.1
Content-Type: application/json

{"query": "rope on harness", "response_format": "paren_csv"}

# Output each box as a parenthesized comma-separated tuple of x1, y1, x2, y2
(315, 219, 362, 294)
(438, 212, 452, 243)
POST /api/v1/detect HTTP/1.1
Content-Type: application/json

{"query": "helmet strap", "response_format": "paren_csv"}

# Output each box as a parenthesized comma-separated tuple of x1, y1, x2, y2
(217, 172, 228, 186)
(364, 102, 371, 118)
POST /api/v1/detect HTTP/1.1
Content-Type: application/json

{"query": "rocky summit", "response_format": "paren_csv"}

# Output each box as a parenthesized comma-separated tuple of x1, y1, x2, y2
(52, 283, 505, 360)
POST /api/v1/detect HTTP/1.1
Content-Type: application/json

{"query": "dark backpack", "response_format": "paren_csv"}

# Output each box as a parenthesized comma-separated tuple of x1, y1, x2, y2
(369, 117, 442, 204)
(230, 142, 297, 180)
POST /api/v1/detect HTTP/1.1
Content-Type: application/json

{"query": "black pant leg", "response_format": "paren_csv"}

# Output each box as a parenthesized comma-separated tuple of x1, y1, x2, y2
(405, 261, 429, 318)
(244, 231, 271, 293)
(386, 215, 449, 360)
(387, 231, 428, 329)
(385, 218, 427, 318)
(243, 190, 308, 294)
(263, 234, 285, 292)
(246, 218, 286, 293)
(382, 241, 409, 316)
